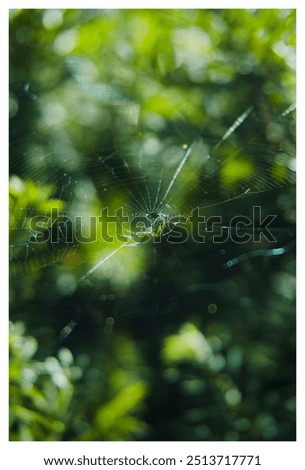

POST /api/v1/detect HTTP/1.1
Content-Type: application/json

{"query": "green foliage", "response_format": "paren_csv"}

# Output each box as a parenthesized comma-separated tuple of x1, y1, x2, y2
(157, 319, 295, 440)
(162, 322, 213, 365)
(9, 322, 75, 440)
(9, 9, 295, 441)
(9, 323, 148, 441)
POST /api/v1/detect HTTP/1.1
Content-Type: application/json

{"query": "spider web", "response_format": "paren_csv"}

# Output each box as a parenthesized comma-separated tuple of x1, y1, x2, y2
(9, 90, 296, 340)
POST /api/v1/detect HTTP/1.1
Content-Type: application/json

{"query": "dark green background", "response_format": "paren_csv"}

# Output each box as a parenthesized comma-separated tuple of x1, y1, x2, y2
(9, 9, 296, 441)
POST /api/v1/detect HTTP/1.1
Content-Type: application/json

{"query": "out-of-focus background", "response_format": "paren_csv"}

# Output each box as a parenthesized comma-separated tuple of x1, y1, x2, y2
(9, 9, 296, 441)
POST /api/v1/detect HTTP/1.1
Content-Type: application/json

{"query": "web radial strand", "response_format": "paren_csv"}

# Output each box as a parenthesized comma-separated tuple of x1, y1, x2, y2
(142, 172, 153, 214)
(137, 148, 153, 213)
(122, 159, 150, 213)
(100, 155, 144, 213)
(224, 240, 295, 269)
(153, 167, 164, 212)
(156, 143, 194, 212)
(78, 242, 129, 285)
(214, 106, 254, 150)
(281, 102, 296, 117)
